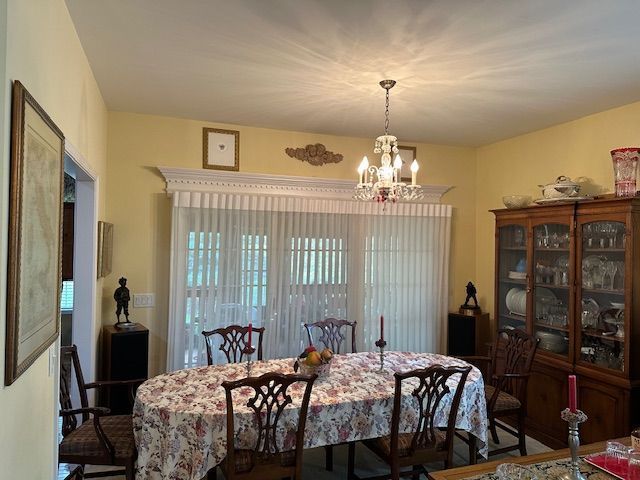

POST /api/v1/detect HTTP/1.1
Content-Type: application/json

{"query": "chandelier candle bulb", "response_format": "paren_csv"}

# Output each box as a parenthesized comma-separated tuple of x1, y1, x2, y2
(393, 154, 403, 183)
(411, 160, 419, 186)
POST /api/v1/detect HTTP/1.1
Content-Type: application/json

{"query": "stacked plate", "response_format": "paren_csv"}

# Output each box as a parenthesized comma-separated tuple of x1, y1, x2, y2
(506, 288, 527, 316)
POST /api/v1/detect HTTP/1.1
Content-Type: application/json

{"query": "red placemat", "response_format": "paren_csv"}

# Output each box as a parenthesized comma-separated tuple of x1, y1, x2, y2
(584, 453, 628, 479)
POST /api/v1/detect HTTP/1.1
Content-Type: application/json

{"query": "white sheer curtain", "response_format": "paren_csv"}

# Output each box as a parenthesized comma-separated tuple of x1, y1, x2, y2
(167, 192, 451, 371)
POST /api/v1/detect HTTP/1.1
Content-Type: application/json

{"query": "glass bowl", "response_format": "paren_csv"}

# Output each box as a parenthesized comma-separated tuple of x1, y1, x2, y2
(496, 463, 537, 480)
(503, 195, 532, 209)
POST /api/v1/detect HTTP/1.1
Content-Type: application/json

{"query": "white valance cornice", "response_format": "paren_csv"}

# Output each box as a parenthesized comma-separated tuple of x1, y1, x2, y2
(158, 167, 452, 203)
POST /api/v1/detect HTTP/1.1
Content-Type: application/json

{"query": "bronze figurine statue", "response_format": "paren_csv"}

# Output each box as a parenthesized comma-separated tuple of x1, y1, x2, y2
(460, 281, 481, 314)
(114, 277, 131, 324)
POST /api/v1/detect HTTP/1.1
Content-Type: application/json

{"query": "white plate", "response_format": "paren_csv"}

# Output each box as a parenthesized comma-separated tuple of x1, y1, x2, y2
(534, 196, 593, 204)
(610, 302, 624, 309)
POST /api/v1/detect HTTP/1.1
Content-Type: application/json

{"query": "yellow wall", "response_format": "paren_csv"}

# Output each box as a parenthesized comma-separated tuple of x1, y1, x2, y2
(0, 0, 108, 478)
(475, 100, 640, 325)
(105, 112, 477, 375)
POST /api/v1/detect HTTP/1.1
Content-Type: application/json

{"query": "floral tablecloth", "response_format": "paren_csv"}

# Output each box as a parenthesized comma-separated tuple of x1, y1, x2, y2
(133, 351, 487, 480)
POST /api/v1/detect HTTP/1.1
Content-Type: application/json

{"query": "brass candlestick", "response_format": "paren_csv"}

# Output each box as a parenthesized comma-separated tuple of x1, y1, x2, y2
(242, 345, 256, 376)
(374, 338, 387, 372)
(560, 408, 588, 480)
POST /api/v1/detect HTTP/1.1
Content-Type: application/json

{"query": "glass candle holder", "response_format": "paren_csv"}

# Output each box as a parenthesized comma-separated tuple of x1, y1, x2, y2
(611, 147, 640, 197)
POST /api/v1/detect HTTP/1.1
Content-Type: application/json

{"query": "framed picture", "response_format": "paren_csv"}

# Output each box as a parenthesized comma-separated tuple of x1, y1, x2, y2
(5, 81, 65, 385)
(97, 221, 113, 278)
(202, 127, 239, 171)
(397, 145, 417, 182)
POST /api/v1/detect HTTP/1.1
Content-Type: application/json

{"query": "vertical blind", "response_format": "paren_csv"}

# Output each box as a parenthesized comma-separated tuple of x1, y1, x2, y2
(167, 193, 452, 371)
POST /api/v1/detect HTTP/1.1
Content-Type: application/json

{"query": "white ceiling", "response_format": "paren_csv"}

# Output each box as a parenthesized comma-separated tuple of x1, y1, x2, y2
(66, 0, 640, 147)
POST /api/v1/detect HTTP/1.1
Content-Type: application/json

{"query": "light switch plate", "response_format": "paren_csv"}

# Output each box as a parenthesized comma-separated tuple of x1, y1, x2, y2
(133, 293, 155, 308)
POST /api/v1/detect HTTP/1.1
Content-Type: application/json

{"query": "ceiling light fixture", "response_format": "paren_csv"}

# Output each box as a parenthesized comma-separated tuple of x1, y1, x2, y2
(354, 80, 423, 204)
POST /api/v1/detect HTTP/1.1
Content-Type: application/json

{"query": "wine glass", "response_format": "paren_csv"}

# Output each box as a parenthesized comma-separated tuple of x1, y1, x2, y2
(604, 261, 618, 290)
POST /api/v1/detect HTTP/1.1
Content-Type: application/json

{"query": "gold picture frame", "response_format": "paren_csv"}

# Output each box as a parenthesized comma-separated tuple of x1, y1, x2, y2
(5, 81, 65, 385)
(397, 145, 417, 182)
(97, 221, 113, 278)
(202, 127, 239, 171)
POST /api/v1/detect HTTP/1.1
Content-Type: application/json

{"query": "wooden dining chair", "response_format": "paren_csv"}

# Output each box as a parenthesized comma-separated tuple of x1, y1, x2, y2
(218, 371, 317, 480)
(348, 364, 472, 479)
(303, 318, 357, 354)
(58, 345, 143, 480)
(202, 325, 265, 365)
(458, 328, 539, 460)
(303, 317, 357, 471)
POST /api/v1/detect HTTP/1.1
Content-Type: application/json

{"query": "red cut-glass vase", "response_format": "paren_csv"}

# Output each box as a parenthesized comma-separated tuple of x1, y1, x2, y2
(611, 147, 640, 197)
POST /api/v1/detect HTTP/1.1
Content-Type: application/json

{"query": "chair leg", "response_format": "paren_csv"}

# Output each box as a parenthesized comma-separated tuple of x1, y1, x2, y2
(325, 444, 334, 471)
(411, 465, 421, 480)
(347, 442, 356, 480)
(489, 416, 500, 444)
(518, 410, 527, 456)
(125, 462, 135, 480)
(468, 433, 478, 465)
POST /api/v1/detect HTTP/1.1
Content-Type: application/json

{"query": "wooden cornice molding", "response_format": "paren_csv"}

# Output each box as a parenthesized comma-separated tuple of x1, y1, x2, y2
(157, 167, 452, 203)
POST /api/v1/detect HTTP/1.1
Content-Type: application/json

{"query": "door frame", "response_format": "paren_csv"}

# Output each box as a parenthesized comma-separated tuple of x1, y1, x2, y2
(54, 141, 99, 476)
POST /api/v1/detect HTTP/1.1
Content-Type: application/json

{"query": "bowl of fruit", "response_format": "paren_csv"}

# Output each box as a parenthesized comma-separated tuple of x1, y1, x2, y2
(294, 345, 333, 377)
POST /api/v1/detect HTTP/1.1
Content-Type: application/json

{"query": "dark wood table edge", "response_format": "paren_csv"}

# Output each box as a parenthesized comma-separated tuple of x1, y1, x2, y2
(428, 437, 630, 480)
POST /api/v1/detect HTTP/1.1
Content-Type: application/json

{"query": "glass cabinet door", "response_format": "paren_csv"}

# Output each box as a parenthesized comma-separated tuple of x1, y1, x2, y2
(532, 223, 571, 357)
(497, 224, 528, 332)
(579, 220, 626, 372)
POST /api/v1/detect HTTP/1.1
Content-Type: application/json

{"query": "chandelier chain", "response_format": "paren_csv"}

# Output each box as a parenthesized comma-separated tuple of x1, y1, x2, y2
(384, 88, 390, 135)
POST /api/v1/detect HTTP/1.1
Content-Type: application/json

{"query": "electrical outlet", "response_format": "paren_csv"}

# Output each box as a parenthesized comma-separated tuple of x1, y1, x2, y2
(133, 293, 155, 308)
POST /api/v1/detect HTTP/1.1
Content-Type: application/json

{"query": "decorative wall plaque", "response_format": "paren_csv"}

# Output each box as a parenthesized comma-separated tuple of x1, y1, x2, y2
(285, 143, 343, 166)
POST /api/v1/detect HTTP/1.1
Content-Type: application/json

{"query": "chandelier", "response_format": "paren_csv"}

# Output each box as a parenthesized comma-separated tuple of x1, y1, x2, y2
(354, 80, 423, 204)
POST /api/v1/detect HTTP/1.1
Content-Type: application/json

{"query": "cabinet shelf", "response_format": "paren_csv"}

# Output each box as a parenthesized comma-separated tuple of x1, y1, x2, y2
(581, 328, 625, 342)
(583, 248, 625, 253)
(581, 288, 624, 296)
(500, 277, 527, 285)
(535, 283, 569, 290)
(534, 247, 570, 252)
(502, 246, 527, 251)
(500, 313, 527, 322)
(535, 322, 569, 333)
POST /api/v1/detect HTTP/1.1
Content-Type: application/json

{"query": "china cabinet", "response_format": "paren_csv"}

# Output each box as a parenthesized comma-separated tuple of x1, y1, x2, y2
(493, 197, 640, 447)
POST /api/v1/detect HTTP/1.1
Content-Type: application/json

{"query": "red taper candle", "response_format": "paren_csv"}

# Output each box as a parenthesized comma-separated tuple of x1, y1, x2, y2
(568, 374, 577, 412)
(247, 323, 253, 347)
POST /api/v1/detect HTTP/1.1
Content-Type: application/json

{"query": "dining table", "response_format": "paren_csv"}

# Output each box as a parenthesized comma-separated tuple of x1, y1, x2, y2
(133, 351, 488, 480)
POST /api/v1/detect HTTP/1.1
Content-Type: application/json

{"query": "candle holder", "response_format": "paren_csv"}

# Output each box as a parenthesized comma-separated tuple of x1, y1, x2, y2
(559, 408, 588, 480)
(374, 338, 387, 373)
(242, 345, 256, 376)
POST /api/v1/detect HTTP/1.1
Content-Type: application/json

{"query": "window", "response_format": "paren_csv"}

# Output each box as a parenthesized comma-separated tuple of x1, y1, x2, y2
(60, 280, 73, 312)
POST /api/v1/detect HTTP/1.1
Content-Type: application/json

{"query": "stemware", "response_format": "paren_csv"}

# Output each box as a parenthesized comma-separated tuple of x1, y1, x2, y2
(603, 261, 618, 290)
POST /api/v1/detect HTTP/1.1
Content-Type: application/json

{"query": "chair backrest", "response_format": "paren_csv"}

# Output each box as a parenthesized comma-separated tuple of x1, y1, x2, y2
(390, 364, 472, 458)
(222, 372, 317, 477)
(303, 318, 357, 354)
(202, 325, 265, 364)
(59, 345, 90, 435)
(490, 329, 539, 400)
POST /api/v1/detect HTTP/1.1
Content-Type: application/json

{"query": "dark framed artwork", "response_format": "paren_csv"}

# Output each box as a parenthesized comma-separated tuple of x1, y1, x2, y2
(97, 221, 113, 278)
(202, 127, 239, 171)
(397, 145, 417, 182)
(5, 81, 65, 385)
